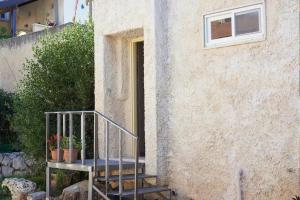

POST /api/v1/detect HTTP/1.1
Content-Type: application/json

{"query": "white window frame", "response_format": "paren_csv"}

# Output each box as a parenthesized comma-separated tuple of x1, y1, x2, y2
(204, 3, 266, 48)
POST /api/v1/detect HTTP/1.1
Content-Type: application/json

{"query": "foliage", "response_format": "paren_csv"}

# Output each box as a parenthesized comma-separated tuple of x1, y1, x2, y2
(292, 196, 300, 200)
(12, 22, 94, 162)
(61, 136, 81, 150)
(0, 89, 18, 152)
(0, 27, 10, 40)
(48, 133, 63, 151)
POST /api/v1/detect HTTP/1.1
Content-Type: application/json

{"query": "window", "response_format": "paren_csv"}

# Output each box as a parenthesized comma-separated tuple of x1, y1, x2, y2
(0, 12, 9, 21)
(204, 4, 265, 47)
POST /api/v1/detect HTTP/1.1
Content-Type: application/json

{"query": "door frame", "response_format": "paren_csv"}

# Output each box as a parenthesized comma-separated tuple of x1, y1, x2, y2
(130, 37, 144, 135)
(129, 37, 144, 156)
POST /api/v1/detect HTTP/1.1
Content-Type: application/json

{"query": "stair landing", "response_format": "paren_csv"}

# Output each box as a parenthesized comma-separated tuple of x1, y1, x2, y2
(47, 158, 145, 172)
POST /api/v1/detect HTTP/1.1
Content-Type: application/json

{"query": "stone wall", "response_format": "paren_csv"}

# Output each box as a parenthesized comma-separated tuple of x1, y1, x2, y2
(0, 24, 69, 92)
(0, 152, 33, 178)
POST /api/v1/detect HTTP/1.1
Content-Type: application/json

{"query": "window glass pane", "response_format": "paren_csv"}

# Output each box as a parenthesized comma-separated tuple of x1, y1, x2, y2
(211, 17, 232, 40)
(235, 9, 260, 35)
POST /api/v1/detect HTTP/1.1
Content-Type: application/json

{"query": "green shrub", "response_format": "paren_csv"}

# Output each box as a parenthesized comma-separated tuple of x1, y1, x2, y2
(0, 27, 10, 40)
(0, 89, 18, 152)
(12, 22, 94, 163)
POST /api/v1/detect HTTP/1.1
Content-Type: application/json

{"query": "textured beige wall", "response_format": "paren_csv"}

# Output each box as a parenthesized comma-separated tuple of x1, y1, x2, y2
(0, 25, 67, 92)
(94, 0, 145, 158)
(0, 36, 34, 91)
(94, 0, 300, 199)
(167, 0, 299, 199)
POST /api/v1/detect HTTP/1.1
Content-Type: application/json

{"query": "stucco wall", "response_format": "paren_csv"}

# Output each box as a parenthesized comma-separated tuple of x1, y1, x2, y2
(94, 0, 300, 199)
(94, 0, 145, 158)
(0, 25, 68, 92)
(167, 0, 299, 199)
(0, 35, 35, 91)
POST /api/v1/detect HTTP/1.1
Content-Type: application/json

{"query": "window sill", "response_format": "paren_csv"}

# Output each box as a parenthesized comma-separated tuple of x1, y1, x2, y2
(204, 35, 266, 49)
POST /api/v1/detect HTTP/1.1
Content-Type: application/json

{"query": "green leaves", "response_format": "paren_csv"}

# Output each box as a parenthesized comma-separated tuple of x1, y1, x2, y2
(12, 22, 94, 161)
(0, 89, 16, 146)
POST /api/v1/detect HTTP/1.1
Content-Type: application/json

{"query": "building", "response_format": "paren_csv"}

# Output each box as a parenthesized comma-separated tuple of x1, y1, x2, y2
(92, 0, 299, 199)
(0, 0, 89, 37)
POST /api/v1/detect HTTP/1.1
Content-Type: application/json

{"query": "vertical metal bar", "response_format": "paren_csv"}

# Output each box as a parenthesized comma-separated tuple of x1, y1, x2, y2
(11, 8, 17, 36)
(46, 166, 50, 199)
(46, 113, 50, 162)
(134, 137, 139, 200)
(63, 114, 66, 137)
(94, 114, 98, 176)
(81, 113, 86, 165)
(119, 129, 123, 198)
(105, 120, 109, 195)
(57, 113, 61, 162)
(69, 113, 73, 163)
(88, 171, 93, 200)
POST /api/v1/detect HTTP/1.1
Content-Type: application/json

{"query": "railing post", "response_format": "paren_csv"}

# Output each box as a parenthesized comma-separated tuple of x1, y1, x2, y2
(134, 137, 139, 200)
(81, 112, 86, 165)
(57, 113, 61, 162)
(94, 113, 98, 176)
(46, 113, 50, 162)
(119, 129, 123, 198)
(63, 114, 66, 137)
(105, 120, 109, 195)
(69, 113, 73, 163)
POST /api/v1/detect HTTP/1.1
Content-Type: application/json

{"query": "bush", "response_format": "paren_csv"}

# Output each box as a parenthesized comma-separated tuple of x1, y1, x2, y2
(0, 89, 18, 152)
(12, 22, 94, 162)
(0, 27, 11, 40)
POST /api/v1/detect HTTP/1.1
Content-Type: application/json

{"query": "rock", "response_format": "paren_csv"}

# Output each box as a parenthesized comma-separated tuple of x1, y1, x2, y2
(9, 153, 18, 159)
(13, 157, 27, 170)
(27, 191, 46, 200)
(2, 156, 13, 166)
(25, 159, 34, 167)
(2, 178, 36, 200)
(2, 166, 14, 176)
(60, 180, 88, 200)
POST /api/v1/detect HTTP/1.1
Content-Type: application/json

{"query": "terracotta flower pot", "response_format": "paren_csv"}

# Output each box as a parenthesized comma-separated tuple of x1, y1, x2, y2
(51, 149, 63, 162)
(63, 149, 78, 163)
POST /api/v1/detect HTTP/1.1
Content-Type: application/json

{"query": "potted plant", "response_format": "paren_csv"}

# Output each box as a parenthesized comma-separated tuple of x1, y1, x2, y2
(62, 136, 81, 163)
(48, 134, 63, 162)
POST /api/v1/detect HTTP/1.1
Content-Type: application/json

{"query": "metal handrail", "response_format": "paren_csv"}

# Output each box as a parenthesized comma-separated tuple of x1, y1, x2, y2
(45, 110, 139, 199)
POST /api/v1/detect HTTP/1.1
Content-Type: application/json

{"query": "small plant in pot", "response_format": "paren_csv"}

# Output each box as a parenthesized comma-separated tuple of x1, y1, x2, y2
(62, 136, 81, 163)
(48, 134, 63, 162)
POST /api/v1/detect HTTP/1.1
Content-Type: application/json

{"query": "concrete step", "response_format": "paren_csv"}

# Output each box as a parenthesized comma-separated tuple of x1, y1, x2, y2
(108, 186, 171, 197)
(95, 174, 157, 181)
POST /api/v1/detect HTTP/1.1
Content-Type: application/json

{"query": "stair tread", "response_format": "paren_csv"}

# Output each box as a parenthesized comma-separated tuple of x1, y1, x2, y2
(108, 186, 170, 196)
(95, 174, 157, 181)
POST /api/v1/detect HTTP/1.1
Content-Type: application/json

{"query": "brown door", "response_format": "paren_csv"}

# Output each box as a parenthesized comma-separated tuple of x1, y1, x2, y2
(136, 41, 145, 157)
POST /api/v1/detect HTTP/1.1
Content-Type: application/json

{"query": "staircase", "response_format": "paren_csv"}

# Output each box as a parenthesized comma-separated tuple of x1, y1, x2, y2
(93, 163, 171, 199)
(45, 110, 171, 200)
